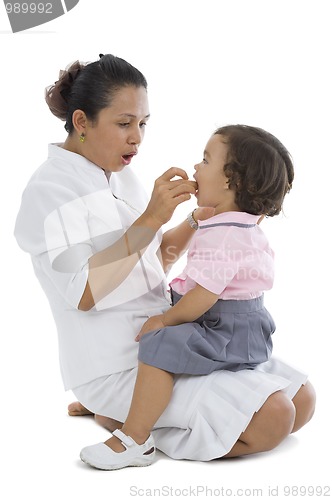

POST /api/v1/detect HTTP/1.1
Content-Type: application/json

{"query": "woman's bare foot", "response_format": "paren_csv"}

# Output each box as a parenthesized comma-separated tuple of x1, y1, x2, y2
(68, 401, 94, 416)
(68, 401, 123, 444)
(94, 414, 123, 433)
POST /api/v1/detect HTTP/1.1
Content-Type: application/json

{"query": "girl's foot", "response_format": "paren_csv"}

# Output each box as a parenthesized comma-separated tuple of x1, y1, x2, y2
(80, 429, 156, 470)
(103, 426, 150, 452)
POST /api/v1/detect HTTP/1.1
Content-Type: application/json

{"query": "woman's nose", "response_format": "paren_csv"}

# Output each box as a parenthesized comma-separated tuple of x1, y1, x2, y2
(129, 128, 143, 145)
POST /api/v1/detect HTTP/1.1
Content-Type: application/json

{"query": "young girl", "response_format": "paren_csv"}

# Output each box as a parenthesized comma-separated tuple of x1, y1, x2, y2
(80, 124, 294, 470)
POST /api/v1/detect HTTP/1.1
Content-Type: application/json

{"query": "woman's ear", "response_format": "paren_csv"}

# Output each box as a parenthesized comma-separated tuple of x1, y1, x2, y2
(72, 109, 87, 136)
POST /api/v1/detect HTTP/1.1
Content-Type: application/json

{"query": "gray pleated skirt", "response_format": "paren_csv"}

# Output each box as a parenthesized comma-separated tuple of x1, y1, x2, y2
(138, 290, 275, 375)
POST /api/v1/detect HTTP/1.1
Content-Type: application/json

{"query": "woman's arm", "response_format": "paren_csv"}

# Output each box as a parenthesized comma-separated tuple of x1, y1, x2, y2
(135, 284, 219, 340)
(160, 219, 196, 273)
(78, 168, 197, 311)
(78, 212, 160, 310)
(160, 207, 215, 273)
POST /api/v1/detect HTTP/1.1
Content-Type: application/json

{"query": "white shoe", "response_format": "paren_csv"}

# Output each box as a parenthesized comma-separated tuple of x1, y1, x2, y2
(80, 429, 156, 470)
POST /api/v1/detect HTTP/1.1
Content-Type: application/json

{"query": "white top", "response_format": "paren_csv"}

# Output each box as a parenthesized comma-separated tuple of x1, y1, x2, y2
(14, 144, 170, 390)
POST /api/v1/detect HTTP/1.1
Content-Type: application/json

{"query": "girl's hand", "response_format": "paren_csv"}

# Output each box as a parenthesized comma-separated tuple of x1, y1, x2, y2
(135, 314, 166, 342)
(144, 168, 197, 227)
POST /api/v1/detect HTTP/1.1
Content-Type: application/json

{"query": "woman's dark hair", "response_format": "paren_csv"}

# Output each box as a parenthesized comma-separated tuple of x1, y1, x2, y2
(214, 125, 294, 216)
(45, 54, 148, 133)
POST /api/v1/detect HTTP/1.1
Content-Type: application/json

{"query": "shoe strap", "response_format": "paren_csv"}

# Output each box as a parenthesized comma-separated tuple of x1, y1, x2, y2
(112, 429, 136, 448)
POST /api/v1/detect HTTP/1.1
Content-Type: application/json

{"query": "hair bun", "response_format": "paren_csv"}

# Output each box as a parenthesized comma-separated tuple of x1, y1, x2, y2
(45, 60, 85, 121)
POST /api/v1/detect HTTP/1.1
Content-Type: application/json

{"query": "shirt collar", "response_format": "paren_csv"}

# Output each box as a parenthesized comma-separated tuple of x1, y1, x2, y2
(48, 143, 107, 179)
(198, 211, 261, 227)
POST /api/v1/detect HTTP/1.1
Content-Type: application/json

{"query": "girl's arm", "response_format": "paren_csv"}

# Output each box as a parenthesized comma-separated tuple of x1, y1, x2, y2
(136, 284, 219, 340)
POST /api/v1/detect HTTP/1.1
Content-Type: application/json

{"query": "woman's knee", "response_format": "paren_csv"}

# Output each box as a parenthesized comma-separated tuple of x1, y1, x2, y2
(243, 391, 295, 453)
(291, 380, 316, 433)
(259, 391, 296, 450)
(225, 391, 295, 457)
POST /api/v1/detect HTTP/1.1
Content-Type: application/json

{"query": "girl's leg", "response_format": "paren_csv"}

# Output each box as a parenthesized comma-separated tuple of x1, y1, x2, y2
(104, 361, 174, 452)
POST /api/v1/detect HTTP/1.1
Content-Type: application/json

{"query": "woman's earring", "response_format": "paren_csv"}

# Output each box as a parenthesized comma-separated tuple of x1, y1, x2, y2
(79, 133, 85, 143)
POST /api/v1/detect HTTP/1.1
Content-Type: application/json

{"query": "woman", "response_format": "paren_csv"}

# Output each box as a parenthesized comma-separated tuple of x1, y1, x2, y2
(14, 53, 315, 468)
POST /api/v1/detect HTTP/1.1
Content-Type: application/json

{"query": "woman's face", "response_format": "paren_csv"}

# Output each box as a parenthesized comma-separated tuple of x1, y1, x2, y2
(83, 85, 150, 172)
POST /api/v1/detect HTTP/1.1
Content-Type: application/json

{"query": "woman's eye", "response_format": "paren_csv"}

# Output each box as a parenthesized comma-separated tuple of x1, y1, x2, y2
(119, 123, 130, 127)
(139, 122, 147, 128)
(203, 158, 208, 164)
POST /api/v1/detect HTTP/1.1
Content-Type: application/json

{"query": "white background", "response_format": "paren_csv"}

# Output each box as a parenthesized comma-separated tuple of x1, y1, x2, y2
(1, 0, 330, 498)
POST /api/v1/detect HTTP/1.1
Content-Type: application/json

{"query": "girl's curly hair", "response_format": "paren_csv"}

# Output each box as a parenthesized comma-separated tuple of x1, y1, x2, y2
(214, 125, 294, 216)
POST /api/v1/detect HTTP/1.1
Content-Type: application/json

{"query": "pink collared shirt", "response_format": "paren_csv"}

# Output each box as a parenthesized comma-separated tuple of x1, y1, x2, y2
(170, 212, 274, 300)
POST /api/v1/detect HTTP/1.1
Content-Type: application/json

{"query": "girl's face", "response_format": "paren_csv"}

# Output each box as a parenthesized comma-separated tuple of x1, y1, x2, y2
(82, 85, 150, 172)
(194, 135, 238, 213)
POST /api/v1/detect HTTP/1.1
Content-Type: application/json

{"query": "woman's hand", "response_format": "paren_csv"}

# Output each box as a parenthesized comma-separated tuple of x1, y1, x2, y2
(135, 314, 166, 342)
(143, 168, 197, 227)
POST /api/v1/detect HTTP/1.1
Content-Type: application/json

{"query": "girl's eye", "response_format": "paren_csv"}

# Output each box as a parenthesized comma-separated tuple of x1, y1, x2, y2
(139, 122, 147, 128)
(203, 158, 208, 164)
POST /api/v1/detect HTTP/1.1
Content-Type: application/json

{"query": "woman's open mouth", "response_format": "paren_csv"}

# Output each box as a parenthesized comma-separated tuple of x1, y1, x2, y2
(121, 152, 137, 165)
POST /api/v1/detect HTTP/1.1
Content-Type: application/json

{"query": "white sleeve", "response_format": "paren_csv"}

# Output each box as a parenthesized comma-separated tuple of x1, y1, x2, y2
(15, 179, 124, 308)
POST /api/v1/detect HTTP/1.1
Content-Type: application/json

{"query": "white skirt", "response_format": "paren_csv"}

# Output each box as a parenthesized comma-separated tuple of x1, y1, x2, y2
(72, 357, 307, 461)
